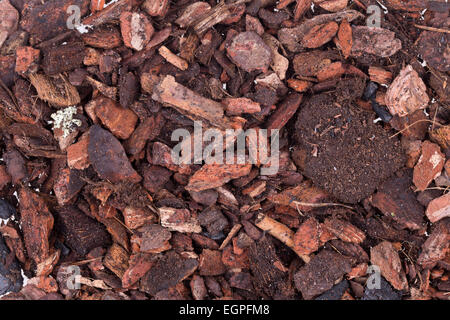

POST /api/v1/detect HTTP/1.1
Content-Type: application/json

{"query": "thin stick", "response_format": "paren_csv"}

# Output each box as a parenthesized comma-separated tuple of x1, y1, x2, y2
(219, 224, 242, 250)
(414, 24, 450, 34)
(390, 119, 445, 138)
(291, 200, 354, 210)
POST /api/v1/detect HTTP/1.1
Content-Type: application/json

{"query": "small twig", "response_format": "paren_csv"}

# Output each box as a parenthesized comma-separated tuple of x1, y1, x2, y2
(390, 119, 445, 138)
(414, 24, 450, 34)
(291, 200, 354, 210)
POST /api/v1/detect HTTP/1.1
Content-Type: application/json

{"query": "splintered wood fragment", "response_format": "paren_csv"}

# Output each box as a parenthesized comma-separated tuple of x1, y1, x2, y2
(158, 46, 188, 71)
(82, 0, 134, 27)
(255, 214, 310, 263)
(152, 75, 227, 128)
(193, 0, 252, 35)
(369, 66, 392, 85)
(219, 224, 242, 250)
(29, 73, 80, 107)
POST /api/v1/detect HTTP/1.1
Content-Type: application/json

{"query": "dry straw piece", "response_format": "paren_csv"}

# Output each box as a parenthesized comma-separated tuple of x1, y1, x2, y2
(28, 73, 80, 107)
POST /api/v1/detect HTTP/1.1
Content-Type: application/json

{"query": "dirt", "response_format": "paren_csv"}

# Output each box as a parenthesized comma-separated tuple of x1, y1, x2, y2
(294, 88, 405, 203)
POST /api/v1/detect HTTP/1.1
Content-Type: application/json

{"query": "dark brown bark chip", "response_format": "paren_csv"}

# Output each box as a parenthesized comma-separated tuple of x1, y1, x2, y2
(294, 249, 351, 299)
(371, 173, 425, 231)
(294, 93, 405, 203)
(88, 125, 142, 184)
(54, 206, 111, 257)
(140, 251, 198, 295)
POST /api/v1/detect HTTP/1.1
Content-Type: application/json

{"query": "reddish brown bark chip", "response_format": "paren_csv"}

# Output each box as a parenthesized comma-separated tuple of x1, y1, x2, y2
(294, 250, 351, 299)
(336, 19, 352, 59)
(93, 96, 138, 140)
(425, 193, 450, 223)
(15, 46, 40, 75)
(384, 0, 426, 12)
(222, 97, 261, 116)
(266, 93, 303, 131)
(175, 2, 212, 28)
(413, 141, 445, 192)
(351, 26, 402, 58)
(293, 50, 333, 77)
(122, 206, 156, 231)
(67, 133, 90, 170)
(323, 218, 366, 244)
(302, 21, 338, 49)
(199, 249, 227, 276)
(140, 251, 198, 295)
(159, 207, 202, 233)
(142, 0, 170, 17)
(120, 12, 154, 51)
(371, 174, 425, 231)
(314, 0, 349, 12)
(226, 31, 272, 73)
(53, 168, 85, 206)
(370, 241, 409, 291)
(418, 219, 449, 269)
(81, 25, 123, 50)
(122, 253, 155, 289)
(190, 275, 207, 300)
(186, 163, 252, 192)
(385, 65, 430, 117)
(131, 224, 172, 254)
(293, 217, 321, 255)
(88, 125, 142, 184)
(104, 243, 129, 279)
(19, 188, 54, 265)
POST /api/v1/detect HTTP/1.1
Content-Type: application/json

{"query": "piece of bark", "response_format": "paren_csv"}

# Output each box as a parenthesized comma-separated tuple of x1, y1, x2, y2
(0, 165, 11, 191)
(102, 217, 129, 252)
(158, 46, 188, 71)
(255, 214, 309, 262)
(417, 219, 449, 269)
(385, 65, 430, 117)
(4, 148, 26, 185)
(189, 189, 218, 207)
(384, 0, 426, 11)
(175, 2, 212, 28)
(54, 206, 111, 256)
(336, 19, 352, 59)
(15, 46, 40, 75)
(293, 50, 334, 77)
(151, 142, 191, 175)
(53, 168, 85, 206)
(120, 11, 154, 51)
(266, 93, 303, 131)
(246, 14, 264, 35)
(0, 0, 19, 48)
(104, 243, 129, 279)
(262, 34, 289, 81)
(294, 249, 351, 299)
(425, 193, 450, 223)
(142, 165, 172, 194)
(131, 224, 172, 254)
(140, 251, 198, 295)
(152, 75, 228, 128)
(42, 41, 85, 76)
(29, 73, 80, 108)
(19, 188, 54, 264)
(371, 174, 425, 231)
(122, 206, 156, 231)
(268, 180, 329, 212)
(226, 31, 272, 73)
(88, 125, 142, 184)
(417, 30, 449, 73)
(142, 0, 169, 17)
(199, 249, 227, 276)
(390, 109, 428, 141)
(190, 275, 207, 300)
(159, 207, 202, 233)
(92, 96, 138, 140)
(21, 0, 89, 44)
(316, 61, 366, 82)
(369, 66, 392, 85)
(186, 163, 252, 192)
(413, 141, 445, 192)
(302, 21, 338, 48)
(314, 0, 348, 12)
(351, 26, 402, 58)
(198, 206, 228, 237)
(67, 133, 90, 170)
(278, 10, 363, 52)
(81, 25, 123, 49)
(323, 218, 366, 244)
(293, 217, 322, 255)
(222, 97, 261, 116)
(370, 241, 409, 291)
(122, 253, 155, 289)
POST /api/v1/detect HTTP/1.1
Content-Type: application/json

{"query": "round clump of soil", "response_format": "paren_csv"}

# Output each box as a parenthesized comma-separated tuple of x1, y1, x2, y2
(293, 92, 405, 204)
